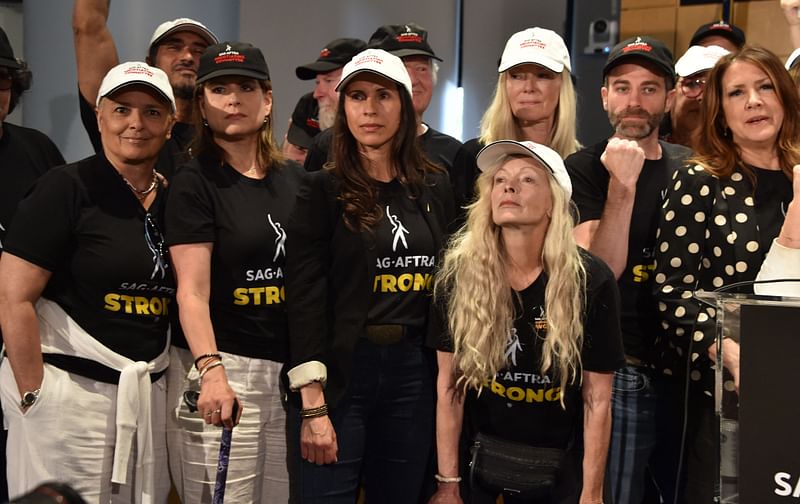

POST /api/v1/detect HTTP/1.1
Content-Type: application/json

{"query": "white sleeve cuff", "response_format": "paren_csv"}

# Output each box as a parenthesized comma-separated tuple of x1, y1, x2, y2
(755, 239, 800, 296)
(287, 361, 327, 391)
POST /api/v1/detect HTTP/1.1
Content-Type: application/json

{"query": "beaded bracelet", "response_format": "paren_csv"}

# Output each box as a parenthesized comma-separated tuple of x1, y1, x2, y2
(434, 474, 462, 483)
(194, 352, 222, 370)
(300, 404, 329, 419)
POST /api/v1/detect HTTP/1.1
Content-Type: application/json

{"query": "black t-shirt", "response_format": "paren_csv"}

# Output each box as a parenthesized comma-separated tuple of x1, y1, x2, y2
(368, 179, 436, 327)
(752, 166, 792, 255)
(565, 140, 691, 362)
(439, 252, 623, 448)
(79, 91, 192, 180)
(461, 137, 483, 201)
(0, 122, 65, 248)
(165, 155, 304, 362)
(4, 155, 174, 362)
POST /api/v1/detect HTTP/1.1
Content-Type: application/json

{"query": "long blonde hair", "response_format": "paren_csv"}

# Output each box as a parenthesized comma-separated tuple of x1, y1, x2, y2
(435, 154, 586, 405)
(478, 70, 580, 159)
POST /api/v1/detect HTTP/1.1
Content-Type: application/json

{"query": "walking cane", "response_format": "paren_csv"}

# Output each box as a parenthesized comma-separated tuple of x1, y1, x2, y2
(183, 392, 240, 503)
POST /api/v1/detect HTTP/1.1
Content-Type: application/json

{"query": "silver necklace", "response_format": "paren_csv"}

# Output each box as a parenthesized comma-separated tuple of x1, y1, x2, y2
(122, 170, 158, 200)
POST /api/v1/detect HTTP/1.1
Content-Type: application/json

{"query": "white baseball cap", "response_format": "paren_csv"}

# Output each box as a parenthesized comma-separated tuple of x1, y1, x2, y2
(149, 18, 218, 51)
(476, 140, 572, 198)
(786, 48, 800, 71)
(335, 48, 413, 97)
(498, 27, 571, 74)
(675, 45, 730, 78)
(97, 61, 176, 112)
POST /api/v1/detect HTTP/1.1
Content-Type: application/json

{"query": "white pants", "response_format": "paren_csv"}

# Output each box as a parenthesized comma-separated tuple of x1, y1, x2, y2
(166, 346, 289, 504)
(0, 360, 170, 503)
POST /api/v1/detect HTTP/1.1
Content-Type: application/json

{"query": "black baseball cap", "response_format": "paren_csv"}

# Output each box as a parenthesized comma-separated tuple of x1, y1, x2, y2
(196, 42, 270, 85)
(689, 21, 746, 49)
(0, 25, 21, 69)
(295, 38, 367, 80)
(286, 92, 321, 149)
(603, 36, 674, 81)
(368, 23, 442, 61)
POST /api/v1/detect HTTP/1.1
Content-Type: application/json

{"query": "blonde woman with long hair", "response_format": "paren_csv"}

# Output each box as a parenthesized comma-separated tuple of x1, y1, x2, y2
(429, 141, 623, 504)
(461, 28, 580, 202)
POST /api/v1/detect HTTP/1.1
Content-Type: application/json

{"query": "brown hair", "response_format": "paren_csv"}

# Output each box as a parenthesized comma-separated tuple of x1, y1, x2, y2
(691, 46, 800, 182)
(190, 79, 283, 169)
(329, 77, 440, 232)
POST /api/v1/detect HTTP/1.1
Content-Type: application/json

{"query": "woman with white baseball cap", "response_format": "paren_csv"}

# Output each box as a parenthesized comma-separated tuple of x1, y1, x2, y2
(0, 61, 176, 503)
(285, 48, 455, 502)
(462, 28, 580, 200)
(429, 140, 622, 504)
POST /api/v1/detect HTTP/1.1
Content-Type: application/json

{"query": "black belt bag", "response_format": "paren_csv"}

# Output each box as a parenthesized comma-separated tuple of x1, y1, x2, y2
(469, 432, 566, 499)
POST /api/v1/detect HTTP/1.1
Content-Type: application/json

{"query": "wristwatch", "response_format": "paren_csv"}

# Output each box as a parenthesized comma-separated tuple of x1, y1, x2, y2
(20, 388, 40, 409)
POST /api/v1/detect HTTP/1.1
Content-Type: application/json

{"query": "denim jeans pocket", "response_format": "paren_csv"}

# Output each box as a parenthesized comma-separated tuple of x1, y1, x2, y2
(612, 366, 649, 393)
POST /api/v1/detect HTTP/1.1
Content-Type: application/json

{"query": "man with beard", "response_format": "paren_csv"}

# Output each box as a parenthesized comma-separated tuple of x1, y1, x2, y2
(662, 44, 729, 149)
(72, 0, 217, 178)
(565, 36, 691, 504)
(295, 38, 367, 131)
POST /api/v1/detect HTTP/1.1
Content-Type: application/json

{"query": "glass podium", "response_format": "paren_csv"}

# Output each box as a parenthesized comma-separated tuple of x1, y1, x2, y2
(695, 291, 800, 504)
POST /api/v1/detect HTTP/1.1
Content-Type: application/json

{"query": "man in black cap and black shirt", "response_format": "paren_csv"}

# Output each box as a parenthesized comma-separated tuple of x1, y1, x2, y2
(0, 24, 64, 503)
(304, 24, 475, 219)
(281, 92, 321, 165)
(565, 35, 691, 504)
(689, 20, 746, 52)
(72, 0, 218, 179)
(295, 38, 367, 132)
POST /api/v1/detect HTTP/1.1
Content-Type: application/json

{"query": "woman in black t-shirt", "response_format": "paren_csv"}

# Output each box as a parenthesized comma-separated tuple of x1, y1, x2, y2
(0, 62, 176, 502)
(164, 42, 302, 503)
(285, 49, 455, 503)
(430, 140, 623, 504)
(653, 47, 800, 503)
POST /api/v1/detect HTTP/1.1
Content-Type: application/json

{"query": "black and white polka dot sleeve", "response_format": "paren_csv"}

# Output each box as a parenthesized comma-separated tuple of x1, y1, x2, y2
(653, 165, 718, 375)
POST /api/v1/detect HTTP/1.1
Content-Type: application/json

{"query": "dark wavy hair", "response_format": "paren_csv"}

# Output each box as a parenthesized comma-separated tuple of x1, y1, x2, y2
(2, 60, 32, 115)
(691, 46, 800, 183)
(190, 78, 283, 169)
(328, 76, 440, 232)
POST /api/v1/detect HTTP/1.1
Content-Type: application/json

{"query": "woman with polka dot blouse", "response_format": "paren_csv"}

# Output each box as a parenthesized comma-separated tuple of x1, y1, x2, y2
(652, 46, 800, 503)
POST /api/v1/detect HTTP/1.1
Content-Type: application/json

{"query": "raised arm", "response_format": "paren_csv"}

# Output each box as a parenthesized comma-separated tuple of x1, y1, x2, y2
(783, 0, 800, 49)
(571, 138, 645, 279)
(0, 253, 52, 410)
(73, 0, 119, 105)
(755, 165, 800, 295)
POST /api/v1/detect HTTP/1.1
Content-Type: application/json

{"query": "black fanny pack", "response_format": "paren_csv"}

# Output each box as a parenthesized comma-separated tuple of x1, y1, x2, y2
(469, 432, 566, 499)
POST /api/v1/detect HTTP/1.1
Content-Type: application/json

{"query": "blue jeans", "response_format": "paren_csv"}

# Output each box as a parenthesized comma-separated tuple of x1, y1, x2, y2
(607, 365, 680, 504)
(292, 337, 435, 504)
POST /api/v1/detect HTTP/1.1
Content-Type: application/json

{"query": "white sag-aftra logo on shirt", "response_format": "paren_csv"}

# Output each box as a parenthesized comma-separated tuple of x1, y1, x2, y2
(268, 213, 286, 261)
(386, 205, 409, 252)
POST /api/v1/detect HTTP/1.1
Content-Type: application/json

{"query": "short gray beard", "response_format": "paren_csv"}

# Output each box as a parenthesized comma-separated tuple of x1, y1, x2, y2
(318, 103, 336, 130)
